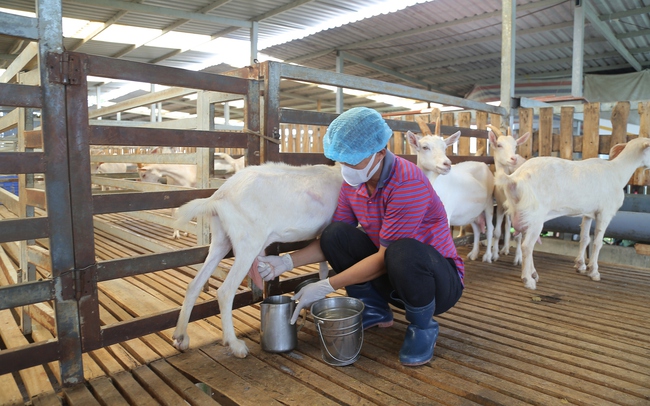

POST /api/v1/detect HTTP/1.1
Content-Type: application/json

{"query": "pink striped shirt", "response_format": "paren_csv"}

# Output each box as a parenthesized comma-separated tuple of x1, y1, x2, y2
(333, 152, 464, 282)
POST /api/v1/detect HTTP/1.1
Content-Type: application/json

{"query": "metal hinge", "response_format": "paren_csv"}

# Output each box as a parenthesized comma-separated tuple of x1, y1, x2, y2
(47, 52, 82, 85)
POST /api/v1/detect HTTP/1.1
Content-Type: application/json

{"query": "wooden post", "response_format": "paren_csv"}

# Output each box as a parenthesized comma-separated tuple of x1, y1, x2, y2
(442, 112, 455, 156)
(476, 111, 487, 156)
(610, 101, 630, 147)
(632, 102, 650, 185)
(581, 102, 600, 159)
(559, 106, 574, 160)
(538, 107, 553, 157)
(518, 108, 533, 159)
(457, 112, 471, 156)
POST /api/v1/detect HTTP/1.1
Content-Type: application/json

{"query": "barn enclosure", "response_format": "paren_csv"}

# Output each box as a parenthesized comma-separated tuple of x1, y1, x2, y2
(1, 1, 650, 404)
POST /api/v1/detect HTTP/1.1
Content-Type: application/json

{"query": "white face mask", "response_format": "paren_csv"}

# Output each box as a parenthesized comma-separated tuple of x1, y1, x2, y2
(341, 153, 381, 187)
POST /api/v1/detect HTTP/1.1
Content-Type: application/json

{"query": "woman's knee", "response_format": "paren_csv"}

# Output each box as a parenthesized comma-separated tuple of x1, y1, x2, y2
(385, 238, 421, 268)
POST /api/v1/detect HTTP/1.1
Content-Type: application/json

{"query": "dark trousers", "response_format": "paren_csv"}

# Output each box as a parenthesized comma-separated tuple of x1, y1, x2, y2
(320, 222, 463, 314)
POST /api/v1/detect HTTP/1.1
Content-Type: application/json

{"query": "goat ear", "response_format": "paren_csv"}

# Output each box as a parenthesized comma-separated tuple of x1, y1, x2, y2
(445, 131, 461, 147)
(517, 132, 531, 145)
(406, 130, 420, 150)
(609, 143, 626, 159)
(488, 130, 497, 145)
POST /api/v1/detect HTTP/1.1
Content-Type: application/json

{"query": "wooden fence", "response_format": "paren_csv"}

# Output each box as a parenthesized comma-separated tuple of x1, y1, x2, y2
(279, 101, 650, 186)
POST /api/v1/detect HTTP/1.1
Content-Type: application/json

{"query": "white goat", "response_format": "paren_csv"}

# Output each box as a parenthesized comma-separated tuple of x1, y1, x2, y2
(406, 121, 495, 262)
(172, 162, 342, 357)
(487, 125, 530, 264)
(91, 162, 131, 191)
(214, 153, 245, 175)
(500, 137, 650, 290)
(138, 164, 197, 188)
(138, 164, 198, 239)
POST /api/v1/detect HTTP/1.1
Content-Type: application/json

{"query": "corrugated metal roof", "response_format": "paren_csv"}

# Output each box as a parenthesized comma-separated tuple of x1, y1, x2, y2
(1, 0, 649, 107)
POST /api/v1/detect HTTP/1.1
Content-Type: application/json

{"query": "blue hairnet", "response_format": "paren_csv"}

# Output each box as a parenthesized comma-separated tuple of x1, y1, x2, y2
(323, 107, 393, 165)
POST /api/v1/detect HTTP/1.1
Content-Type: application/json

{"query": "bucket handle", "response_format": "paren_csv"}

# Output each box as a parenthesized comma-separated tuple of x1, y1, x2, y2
(315, 321, 363, 364)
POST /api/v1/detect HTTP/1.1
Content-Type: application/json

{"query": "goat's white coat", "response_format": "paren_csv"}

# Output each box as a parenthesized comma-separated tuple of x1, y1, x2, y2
(138, 164, 197, 188)
(407, 130, 495, 262)
(500, 137, 650, 289)
(488, 127, 530, 264)
(172, 162, 343, 357)
(139, 164, 199, 238)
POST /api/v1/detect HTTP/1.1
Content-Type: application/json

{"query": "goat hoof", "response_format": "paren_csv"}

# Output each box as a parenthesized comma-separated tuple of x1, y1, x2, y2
(500, 248, 510, 256)
(522, 277, 537, 290)
(492, 253, 500, 262)
(588, 271, 601, 281)
(172, 334, 190, 351)
(513, 256, 522, 266)
(467, 252, 479, 261)
(481, 254, 492, 263)
(229, 339, 249, 358)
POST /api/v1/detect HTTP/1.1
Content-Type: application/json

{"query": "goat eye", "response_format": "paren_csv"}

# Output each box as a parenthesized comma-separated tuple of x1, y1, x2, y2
(423, 146, 430, 151)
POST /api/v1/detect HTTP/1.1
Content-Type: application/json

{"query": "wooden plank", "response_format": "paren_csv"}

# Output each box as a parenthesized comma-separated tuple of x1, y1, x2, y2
(0, 373, 24, 406)
(0, 309, 53, 398)
(63, 383, 101, 406)
(168, 350, 283, 406)
(110, 370, 159, 406)
(149, 359, 223, 406)
(202, 343, 342, 406)
(475, 111, 487, 156)
(442, 112, 455, 157)
(31, 392, 62, 406)
(88, 376, 130, 406)
(234, 306, 454, 406)
(559, 106, 574, 159)
(132, 365, 190, 406)
(97, 290, 180, 359)
(518, 108, 533, 159)
(457, 112, 471, 156)
(610, 101, 630, 147)
(581, 102, 600, 159)
(538, 107, 553, 157)
(634, 243, 650, 256)
(632, 101, 650, 185)
(88, 347, 126, 375)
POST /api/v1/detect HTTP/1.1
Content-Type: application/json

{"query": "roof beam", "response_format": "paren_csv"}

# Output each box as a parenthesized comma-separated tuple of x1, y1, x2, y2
(111, 0, 233, 59)
(339, 51, 443, 92)
(282, 0, 566, 64)
(371, 21, 573, 63)
(68, 0, 251, 28)
(584, 1, 642, 71)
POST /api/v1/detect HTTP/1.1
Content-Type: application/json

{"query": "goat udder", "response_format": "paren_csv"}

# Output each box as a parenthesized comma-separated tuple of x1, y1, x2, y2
(247, 258, 264, 290)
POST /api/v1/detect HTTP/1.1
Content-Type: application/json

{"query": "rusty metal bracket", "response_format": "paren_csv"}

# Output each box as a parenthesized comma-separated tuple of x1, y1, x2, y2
(74, 262, 97, 301)
(47, 52, 82, 85)
(244, 128, 281, 144)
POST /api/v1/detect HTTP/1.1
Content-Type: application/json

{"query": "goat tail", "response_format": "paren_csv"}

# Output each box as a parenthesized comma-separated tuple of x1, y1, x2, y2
(175, 197, 219, 227)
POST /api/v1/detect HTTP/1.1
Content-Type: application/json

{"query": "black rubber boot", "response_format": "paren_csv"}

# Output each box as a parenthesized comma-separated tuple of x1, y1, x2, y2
(345, 282, 393, 330)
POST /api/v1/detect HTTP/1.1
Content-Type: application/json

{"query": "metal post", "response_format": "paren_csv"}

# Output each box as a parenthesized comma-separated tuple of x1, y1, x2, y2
(336, 51, 344, 114)
(500, 0, 516, 129)
(37, 0, 84, 386)
(572, 0, 585, 97)
(250, 21, 259, 65)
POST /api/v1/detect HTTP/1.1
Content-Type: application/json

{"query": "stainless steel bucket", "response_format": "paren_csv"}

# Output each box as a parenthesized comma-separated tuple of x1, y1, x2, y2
(310, 297, 364, 366)
(260, 295, 299, 353)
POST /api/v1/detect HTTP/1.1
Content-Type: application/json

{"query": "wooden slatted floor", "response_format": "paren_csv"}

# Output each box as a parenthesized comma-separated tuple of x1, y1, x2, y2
(1, 208, 649, 405)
